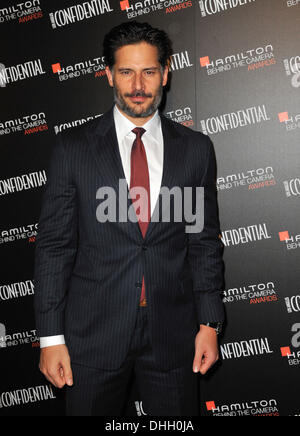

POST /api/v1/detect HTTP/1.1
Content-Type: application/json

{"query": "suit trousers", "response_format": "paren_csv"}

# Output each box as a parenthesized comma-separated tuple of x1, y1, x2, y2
(65, 305, 199, 416)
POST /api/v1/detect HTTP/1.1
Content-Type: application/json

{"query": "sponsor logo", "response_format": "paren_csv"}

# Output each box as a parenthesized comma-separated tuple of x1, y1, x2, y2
(0, 280, 34, 301)
(283, 177, 300, 197)
(205, 398, 279, 416)
(0, 327, 38, 348)
(170, 51, 193, 72)
(0, 171, 47, 196)
(49, 0, 113, 29)
(200, 104, 271, 135)
(217, 166, 276, 191)
(0, 223, 38, 245)
(199, 0, 256, 17)
(0, 324, 6, 348)
(278, 111, 300, 131)
(0, 385, 55, 408)
(286, 0, 300, 7)
(54, 113, 103, 134)
(135, 400, 147, 416)
(279, 230, 300, 250)
(281, 323, 300, 367)
(221, 222, 271, 247)
(0, 112, 48, 136)
(220, 337, 273, 360)
(0, 64, 5, 88)
(121, 0, 192, 19)
(223, 281, 278, 305)
(0, 59, 45, 87)
(200, 44, 276, 76)
(52, 57, 106, 82)
(164, 0, 192, 14)
(284, 295, 300, 313)
(283, 54, 300, 88)
(0, 0, 43, 24)
(165, 106, 194, 128)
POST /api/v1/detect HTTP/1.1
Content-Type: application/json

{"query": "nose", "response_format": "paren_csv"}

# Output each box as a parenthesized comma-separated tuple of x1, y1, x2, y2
(133, 72, 144, 91)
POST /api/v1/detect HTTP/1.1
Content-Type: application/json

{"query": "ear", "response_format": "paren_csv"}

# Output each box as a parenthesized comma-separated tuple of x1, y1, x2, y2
(105, 66, 114, 87)
(162, 64, 169, 87)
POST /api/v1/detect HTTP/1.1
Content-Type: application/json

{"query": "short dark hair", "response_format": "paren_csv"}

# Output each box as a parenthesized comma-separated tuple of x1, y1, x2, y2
(103, 21, 173, 70)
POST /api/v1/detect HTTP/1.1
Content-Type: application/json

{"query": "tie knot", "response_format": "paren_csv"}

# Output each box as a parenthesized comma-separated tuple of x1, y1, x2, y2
(132, 127, 146, 139)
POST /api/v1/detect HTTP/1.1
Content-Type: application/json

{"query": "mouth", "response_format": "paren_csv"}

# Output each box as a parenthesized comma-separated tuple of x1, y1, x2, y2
(125, 92, 152, 105)
(130, 96, 148, 104)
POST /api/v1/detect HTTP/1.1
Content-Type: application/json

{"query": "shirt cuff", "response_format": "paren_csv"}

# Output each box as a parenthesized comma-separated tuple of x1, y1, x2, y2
(39, 335, 65, 348)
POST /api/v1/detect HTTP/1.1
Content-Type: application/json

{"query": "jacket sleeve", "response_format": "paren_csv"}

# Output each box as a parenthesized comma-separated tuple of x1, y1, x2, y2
(187, 135, 225, 325)
(34, 133, 78, 337)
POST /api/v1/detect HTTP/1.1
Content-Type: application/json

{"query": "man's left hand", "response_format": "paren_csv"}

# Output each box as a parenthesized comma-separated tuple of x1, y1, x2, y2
(193, 325, 219, 374)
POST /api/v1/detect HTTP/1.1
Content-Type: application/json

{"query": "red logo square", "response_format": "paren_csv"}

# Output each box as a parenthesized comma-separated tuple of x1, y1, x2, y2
(279, 231, 290, 241)
(52, 63, 61, 74)
(278, 112, 289, 123)
(281, 347, 291, 357)
(200, 56, 210, 67)
(120, 0, 129, 10)
(206, 401, 216, 411)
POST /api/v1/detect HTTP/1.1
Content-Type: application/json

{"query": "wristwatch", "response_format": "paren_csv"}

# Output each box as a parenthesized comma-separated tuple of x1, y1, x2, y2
(205, 322, 223, 335)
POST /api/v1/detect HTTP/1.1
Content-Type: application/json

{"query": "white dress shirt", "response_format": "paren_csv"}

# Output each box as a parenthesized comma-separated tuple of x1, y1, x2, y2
(39, 105, 164, 348)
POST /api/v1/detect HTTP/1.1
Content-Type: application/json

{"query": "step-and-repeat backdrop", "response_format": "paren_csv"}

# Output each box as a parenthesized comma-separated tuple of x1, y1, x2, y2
(0, 0, 299, 416)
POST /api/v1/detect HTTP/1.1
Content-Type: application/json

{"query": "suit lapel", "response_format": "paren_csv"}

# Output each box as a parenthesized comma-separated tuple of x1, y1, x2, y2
(90, 108, 185, 242)
(144, 114, 185, 242)
(90, 108, 143, 241)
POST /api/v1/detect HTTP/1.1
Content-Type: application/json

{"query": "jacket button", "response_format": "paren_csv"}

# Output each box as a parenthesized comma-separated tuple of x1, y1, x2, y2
(142, 244, 147, 251)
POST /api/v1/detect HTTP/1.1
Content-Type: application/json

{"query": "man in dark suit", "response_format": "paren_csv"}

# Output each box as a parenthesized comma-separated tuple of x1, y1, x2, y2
(34, 21, 225, 416)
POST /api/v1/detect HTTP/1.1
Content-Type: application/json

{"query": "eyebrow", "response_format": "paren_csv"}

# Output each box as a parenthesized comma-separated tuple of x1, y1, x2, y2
(117, 67, 160, 71)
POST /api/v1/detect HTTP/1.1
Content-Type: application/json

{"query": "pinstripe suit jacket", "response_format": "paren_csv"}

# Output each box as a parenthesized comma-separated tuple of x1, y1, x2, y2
(34, 107, 225, 371)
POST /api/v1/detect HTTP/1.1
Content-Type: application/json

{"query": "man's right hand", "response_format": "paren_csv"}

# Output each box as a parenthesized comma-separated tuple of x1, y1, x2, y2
(39, 345, 73, 389)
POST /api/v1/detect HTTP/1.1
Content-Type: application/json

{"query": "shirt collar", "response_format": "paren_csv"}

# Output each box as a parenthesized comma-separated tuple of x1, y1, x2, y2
(113, 104, 161, 144)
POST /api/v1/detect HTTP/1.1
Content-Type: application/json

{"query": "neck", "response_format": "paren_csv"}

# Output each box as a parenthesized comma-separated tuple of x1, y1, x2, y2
(116, 104, 156, 126)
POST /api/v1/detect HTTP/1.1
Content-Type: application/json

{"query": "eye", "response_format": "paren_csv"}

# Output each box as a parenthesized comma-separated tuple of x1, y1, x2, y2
(119, 70, 132, 76)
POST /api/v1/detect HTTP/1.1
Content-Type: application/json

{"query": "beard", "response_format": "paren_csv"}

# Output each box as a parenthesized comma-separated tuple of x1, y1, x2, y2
(113, 80, 164, 118)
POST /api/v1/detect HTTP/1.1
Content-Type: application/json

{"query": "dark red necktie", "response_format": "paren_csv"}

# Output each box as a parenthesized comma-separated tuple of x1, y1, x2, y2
(130, 127, 151, 307)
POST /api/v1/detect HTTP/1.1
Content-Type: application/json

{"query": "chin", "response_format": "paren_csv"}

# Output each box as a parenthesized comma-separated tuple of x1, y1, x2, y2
(128, 104, 153, 118)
